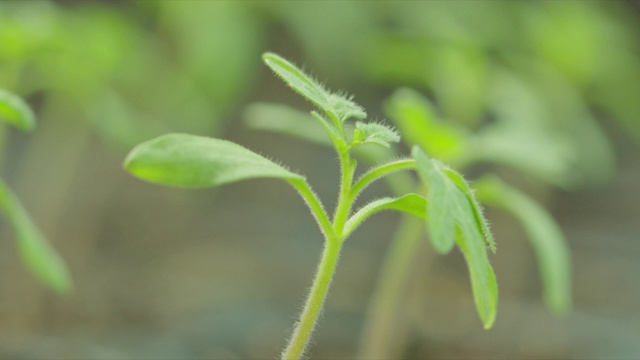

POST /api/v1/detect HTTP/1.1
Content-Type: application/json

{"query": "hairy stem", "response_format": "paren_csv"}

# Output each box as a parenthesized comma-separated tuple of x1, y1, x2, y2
(351, 159, 416, 201)
(282, 238, 342, 360)
(283, 144, 356, 359)
(290, 178, 335, 240)
(332, 146, 355, 237)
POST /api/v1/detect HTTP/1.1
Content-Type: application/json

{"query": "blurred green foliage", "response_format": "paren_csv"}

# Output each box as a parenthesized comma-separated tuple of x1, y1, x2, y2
(1, 1, 637, 157)
(0, 88, 71, 294)
(1, 0, 639, 358)
(0, 0, 262, 148)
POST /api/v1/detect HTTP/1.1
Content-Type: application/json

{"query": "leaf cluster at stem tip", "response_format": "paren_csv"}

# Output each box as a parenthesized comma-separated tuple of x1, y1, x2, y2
(262, 52, 399, 151)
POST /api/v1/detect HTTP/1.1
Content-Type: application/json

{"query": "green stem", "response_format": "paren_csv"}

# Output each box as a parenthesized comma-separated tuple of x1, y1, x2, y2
(290, 178, 335, 240)
(357, 215, 425, 358)
(282, 238, 342, 360)
(332, 146, 355, 236)
(283, 142, 357, 359)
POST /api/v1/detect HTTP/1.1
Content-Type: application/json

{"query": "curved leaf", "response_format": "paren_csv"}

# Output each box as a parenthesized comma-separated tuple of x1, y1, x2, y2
(0, 89, 35, 132)
(0, 179, 72, 295)
(124, 133, 304, 188)
(413, 146, 498, 328)
(475, 176, 572, 314)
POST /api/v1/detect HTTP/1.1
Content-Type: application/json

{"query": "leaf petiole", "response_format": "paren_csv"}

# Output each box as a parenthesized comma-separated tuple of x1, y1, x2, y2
(351, 159, 417, 200)
(289, 178, 336, 243)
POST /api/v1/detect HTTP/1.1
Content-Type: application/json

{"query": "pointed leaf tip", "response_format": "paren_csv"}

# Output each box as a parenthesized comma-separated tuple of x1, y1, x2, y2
(262, 52, 366, 122)
(262, 52, 332, 114)
(474, 175, 571, 315)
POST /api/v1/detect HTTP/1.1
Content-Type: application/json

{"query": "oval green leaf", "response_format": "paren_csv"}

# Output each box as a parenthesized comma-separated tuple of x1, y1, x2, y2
(124, 133, 304, 188)
(0, 179, 72, 295)
(0, 89, 36, 132)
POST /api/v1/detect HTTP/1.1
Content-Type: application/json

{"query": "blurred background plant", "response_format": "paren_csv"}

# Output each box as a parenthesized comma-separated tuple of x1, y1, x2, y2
(1, 0, 639, 359)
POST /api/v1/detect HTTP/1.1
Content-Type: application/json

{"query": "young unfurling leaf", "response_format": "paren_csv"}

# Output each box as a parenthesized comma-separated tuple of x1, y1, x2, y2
(352, 122, 400, 148)
(328, 93, 367, 121)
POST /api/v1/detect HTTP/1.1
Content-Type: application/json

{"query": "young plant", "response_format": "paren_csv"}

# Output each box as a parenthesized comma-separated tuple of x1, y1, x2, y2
(124, 53, 498, 359)
(0, 89, 73, 295)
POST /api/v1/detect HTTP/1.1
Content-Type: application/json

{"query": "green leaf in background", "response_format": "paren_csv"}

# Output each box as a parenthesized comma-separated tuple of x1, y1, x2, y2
(470, 123, 575, 188)
(474, 175, 572, 314)
(0, 88, 35, 131)
(413, 146, 498, 328)
(385, 88, 466, 163)
(159, 1, 262, 113)
(0, 179, 72, 295)
(262, 52, 333, 115)
(352, 122, 400, 148)
(344, 193, 427, 237)
(244, 103, 331, 146)
(124, 133, 304, 188)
